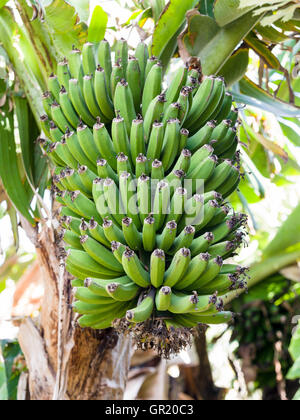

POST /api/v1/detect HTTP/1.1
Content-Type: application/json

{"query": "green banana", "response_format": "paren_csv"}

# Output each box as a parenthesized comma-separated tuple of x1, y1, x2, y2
(190, 232, 214, 257)
(160, 119, 180, 171)
(204, 159, 234, 192)
(111, 115, 131, 157)
(147, 122, 164, 163)
(134, 42, 149, 86)
(122, 249, 151, 288)
(69, 79, 95, 127)
(115, 38, 128, 76)
(164, 248, 191, 288)
(168, 226, 195, 255)
(126, 56, 142, 113)
(142, 62, 163, 116)
(94, 66, 115, 120)
(66, 249, 117, 280)
(83, 74, 109, 123)
(135, 154, 148, 179)
(126, 289, 155, 323)
(59, 86, 81, 128)
(175, 252, 210, 290)
(186, 121, 215, 153)
(57, 58, 71, 89)
(144, 94, 166, 141)
(156, 221, 177, 252)
(122, 217, 142, 250)
(80, 235, 124, 272)
(96, 40, 112, 94)
(151, 159, 165, 180)
(114, 79, 136, 136)
(93, 119, 117, 170)
(48, 73, 60, 102)
(82, 42, 96, 75)
(168, 291, 200, 314)
(187, 256, 223, 291)
(111, 241, 127, 265)
(155, 286, 172, 311)
(137, 174, 151, 224)
(130, 117, 146, 164)
(84, 276, 131, 296)
(106, 281, 140, 302)
(165, 65, 188, 109)
(88, 217, 111, 247)
(150, 249, 166, 288)
(142, 215, 156, 252)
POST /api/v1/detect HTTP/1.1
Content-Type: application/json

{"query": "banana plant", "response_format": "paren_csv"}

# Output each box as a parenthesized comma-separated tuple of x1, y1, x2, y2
(287, 321, 300, 400)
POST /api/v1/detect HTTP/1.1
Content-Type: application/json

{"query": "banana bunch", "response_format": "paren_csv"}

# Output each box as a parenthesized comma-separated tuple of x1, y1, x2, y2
(40, 40, 249, 337)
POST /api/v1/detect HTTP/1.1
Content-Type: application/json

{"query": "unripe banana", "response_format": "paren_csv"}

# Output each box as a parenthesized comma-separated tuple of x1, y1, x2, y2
(168, 291, 200, 314)
(119, 172, 141, 230)
(165, 187, 187, 225)
(156, 221, 177, 252)
(126, 56, 142, 113)
(48, 73, 60, 102)
(173, 149, 192, 173)
(162, 102, 181, 124)
(115, 38, 128, 76)
(137, 174, 151, 224)
(66, 249, 117, 280)
(160, 119, 180, 171)
(142, 62, 163, 116)
(135, 154, 148, 179)
(102, 218, 125, 243)
(114, 79, 136, 136)
(187, 256, 223, 291)
(164, 248, 191, 288)
(111, 241, 127, 264)
(59, 86, 81, 128)
(179, 128, 189, 152)
(117, 153, 132, 176)
(110, 62, 124, 99)
(168, 225, 195, 255)
(155, 286, 172, 311)
(106, 281, 140, 302)
(94, 66, 115, 120)
(42, 91, 53, 119)
(190, 232, 214, 257)
(204, 159, 234, 192)
(151, 159, 164, 180)
(142, 215, 156, 252)
(97, 40, 113, 94)
(83, 74, 107, 121)
(68, 46, 84, 81)
(135, 42, 149, 86)
(69, 79, 95, 126)
(57, 58, 71, 89)
(80, 235, 124, 273)
(194, 200, 220, 232)
(122, 217, 142, 250)
(88, 217, 111, 247)
(82, 42, 96, 75)
(144, 94, 166, 141)
(130, 117, 146, 164)
(214, 92, 233, 125)
(175, 252, 210, 290)
(51, 101, 72, 132)
(122, 249, 151, 288)
(165, 66, 188, 109)
(126, 288, 155, 323)
(150, 249, 166, 288)
(145, 56, 158, 80)
(147, 122, 164, 163)
(187, 121, 215, 153)
(63, 229, 82, 250)
(111, 115, 131, 158)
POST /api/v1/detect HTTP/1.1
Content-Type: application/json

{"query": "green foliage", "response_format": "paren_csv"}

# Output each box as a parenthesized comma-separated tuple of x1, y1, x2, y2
(239, 0, 300, 26)
(0, 340, 25, 401)
(88, 6, 108, 43)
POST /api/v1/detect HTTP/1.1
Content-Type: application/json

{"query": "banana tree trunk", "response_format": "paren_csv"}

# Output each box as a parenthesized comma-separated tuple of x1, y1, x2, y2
(17, 219, 132, 400)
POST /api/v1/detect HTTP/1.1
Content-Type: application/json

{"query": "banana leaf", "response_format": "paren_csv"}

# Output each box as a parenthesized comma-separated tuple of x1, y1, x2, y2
(151, 0, 199, 59)
(88, 5, 108, 43)
(178, 9, 263, 75)
(233, 76, 300, 117)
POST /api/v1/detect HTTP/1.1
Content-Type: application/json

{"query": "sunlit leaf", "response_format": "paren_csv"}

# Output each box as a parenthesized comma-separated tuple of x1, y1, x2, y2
(151, 0, 199, 59)
(178, 9, 263, 75)
(233, 76, 300, 117)
(217, 48, 249, 87)
(214, 0, 255, 27)
(88, 5, 108, 43)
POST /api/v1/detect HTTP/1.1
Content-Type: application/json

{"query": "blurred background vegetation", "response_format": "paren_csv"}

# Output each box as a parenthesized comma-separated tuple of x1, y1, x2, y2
(0, 0, 299, 400)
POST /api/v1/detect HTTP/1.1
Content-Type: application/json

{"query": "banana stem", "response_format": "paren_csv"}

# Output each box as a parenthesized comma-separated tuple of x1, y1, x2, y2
(223, 247, 300, 306)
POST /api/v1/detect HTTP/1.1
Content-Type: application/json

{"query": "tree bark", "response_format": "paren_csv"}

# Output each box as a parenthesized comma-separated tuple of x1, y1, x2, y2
(17, 220, 132, 400)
